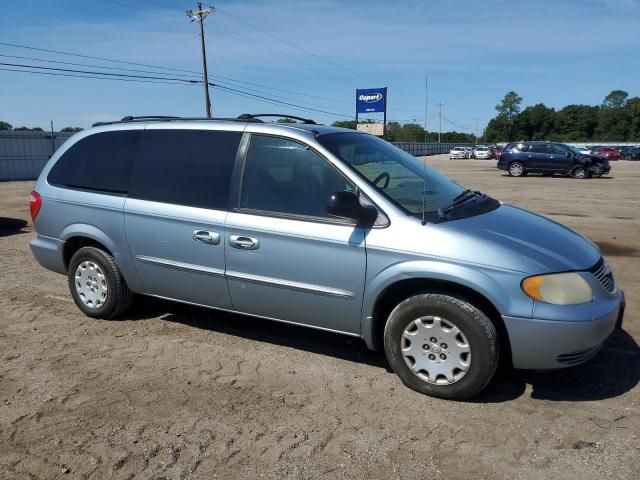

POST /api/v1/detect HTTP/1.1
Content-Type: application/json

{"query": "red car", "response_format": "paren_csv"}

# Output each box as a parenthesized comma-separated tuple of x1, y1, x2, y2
(596, 147, 620, 160)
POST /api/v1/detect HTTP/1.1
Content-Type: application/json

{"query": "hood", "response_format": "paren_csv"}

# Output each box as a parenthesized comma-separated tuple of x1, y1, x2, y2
(431, 204, 600, 274)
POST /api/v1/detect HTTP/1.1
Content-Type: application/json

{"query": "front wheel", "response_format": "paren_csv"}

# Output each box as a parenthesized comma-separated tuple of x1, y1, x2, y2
(572, 165, 590, 179)
(383, 294, 499, 400)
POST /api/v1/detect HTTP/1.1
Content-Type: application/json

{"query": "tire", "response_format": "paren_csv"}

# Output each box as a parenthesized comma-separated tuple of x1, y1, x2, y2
(68, 246, 133, 319)
(508, 161, 526, 177)
(572, 165, 590, 179)
(383, 293, 499, 400)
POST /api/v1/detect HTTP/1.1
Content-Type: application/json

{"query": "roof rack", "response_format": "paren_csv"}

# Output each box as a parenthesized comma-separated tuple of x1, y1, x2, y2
(236, 113, 316, 124)
(91, 113, 316, 128)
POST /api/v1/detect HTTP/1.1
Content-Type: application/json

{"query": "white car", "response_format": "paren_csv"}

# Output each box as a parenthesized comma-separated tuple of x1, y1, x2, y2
(473, 146, 492, 159)
(449, 147, 468, 159)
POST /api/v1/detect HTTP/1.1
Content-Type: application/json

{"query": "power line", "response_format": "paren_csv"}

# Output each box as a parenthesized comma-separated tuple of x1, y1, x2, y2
(0, 61, 199, 84)
(0, 41, 203, 76)
(216, 7, 379, 84)
(0, 66, 194, 86)
(210, 83, 352, 118)
(0, 63, 351, 119)
(0, 40, 427, 114)
(0, 53, 201, 79)
(0, 41, 355, 107)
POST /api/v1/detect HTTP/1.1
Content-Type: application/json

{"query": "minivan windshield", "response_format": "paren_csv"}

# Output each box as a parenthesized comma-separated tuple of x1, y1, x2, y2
(318, 132, 467, 218)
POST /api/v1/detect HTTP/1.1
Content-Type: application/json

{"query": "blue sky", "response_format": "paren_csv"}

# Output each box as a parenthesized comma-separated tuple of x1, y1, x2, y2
(1, 0, 639, 133)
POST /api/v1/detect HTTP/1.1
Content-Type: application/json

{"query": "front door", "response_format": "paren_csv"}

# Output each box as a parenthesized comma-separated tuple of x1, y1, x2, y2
(547, 143, 574, 171)
(124, 127, 242, 308)
(225, 134, 366, 334)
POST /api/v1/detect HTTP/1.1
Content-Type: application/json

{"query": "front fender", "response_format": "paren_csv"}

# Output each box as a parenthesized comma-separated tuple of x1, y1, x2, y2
(361, 260, 533, 348)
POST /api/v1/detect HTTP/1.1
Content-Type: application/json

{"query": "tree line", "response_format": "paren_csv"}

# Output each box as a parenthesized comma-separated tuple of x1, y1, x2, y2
(331, 120, 475, 143)
(0, 121, 82, 132)
(484, 90, 640, 143)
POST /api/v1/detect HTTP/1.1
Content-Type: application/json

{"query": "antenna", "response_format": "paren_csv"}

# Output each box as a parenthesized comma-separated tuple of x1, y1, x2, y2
(421, 155, 428, 225)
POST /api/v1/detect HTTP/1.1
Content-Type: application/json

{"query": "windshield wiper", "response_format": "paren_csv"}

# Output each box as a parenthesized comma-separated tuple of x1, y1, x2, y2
(438, 190, 480, 219)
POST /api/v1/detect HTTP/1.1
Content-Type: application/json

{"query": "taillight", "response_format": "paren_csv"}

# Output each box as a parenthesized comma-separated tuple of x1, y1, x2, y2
(29, 191, 42, 221)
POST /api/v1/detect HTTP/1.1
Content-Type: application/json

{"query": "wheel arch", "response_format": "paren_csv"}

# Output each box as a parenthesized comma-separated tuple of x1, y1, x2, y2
(59, 223, 143, 293)
(362, 273, 514, 368)
(60, 224, 119, 270)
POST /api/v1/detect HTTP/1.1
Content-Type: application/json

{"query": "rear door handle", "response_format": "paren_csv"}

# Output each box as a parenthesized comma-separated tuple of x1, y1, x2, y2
(193, 230, 220, 245)
(229, 235, 259, 250)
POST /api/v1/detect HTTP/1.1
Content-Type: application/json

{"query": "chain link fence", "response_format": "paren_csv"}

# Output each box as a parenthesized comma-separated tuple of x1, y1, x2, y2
(0, 130, 473, 181)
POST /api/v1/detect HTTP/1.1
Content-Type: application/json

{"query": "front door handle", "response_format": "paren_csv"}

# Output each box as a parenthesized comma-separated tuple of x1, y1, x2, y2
(193, 230, 220, 245)
(229, 235, 259, 250)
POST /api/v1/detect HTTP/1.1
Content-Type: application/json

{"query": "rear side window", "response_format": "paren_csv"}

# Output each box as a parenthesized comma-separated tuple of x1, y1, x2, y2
(48, 130, 140, 193)
(530, 144, 548, 154)
(506, 143, 528, 153)
(128, 129, 241, 210)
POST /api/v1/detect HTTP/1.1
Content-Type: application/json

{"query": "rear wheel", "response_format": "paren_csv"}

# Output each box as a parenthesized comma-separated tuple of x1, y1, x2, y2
(68, 246, 133, 319)
(508, 161, 526, 177)
(383, 293, 499, 400)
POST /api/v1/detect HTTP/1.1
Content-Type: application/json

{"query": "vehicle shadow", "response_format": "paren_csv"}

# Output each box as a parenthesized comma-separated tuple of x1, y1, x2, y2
(128, 297, 638, 402)
(128, 296, 390, 370)
(499, 174, 614, 180)
(475, 329, 640, 403)
(0, 217, 28, 237)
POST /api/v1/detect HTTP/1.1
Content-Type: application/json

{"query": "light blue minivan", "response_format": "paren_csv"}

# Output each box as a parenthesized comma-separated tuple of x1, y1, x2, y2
(29, 115, 625, 399)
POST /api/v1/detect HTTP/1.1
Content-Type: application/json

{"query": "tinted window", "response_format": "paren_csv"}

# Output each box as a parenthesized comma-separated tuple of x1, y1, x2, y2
(508, 143, 528, 153)
(549, 144, 567, 154)
(129, 129, 241, 210)
(240, 135, 354, 218)
(48, 130, 139, 193)
(529, 144, 548, 154)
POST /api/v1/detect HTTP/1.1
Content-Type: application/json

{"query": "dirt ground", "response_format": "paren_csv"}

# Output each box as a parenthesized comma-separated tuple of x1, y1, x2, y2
(1, 156, 639, 480)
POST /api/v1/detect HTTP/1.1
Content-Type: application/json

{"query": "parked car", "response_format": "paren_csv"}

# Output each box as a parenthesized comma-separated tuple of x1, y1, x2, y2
(497, 141, 610, 178)
(572, 146, 592, 155)
(449, 146, 468, 159)
(29, 114, 625, 400)
(620, 146, 640, 160)
(596, 147, 620, 160)
(473, 145, 492, 159)
(494, 145, 504, 159)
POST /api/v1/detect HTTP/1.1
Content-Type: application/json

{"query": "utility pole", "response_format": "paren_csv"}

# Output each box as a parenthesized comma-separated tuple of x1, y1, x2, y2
(438, 102, 443, 143)
(474, 117, 480, 143)
(424, 75, 428, 143)
(187, 3, 214, 118)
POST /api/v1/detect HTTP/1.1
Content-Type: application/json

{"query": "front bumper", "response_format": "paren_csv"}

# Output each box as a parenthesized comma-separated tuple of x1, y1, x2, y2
(589, 164, 611, 175)
(503, 290, 625, 370)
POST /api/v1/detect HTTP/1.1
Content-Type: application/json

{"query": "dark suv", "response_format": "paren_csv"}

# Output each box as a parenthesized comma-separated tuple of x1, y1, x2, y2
(497, 141, 610, 178)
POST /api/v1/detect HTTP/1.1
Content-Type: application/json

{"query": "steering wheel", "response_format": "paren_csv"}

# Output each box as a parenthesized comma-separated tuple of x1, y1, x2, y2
(372, 172, 390, 189)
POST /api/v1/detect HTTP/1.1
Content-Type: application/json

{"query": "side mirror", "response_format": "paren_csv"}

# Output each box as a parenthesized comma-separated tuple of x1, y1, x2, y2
(327, 191, 378, 223)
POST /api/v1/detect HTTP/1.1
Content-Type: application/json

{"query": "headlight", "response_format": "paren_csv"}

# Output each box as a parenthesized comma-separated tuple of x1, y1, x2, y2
(521, 273, 593, 305)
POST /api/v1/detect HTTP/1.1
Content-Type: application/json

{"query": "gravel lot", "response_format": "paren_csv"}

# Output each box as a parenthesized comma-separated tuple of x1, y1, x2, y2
(1, 155, 639, 479)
